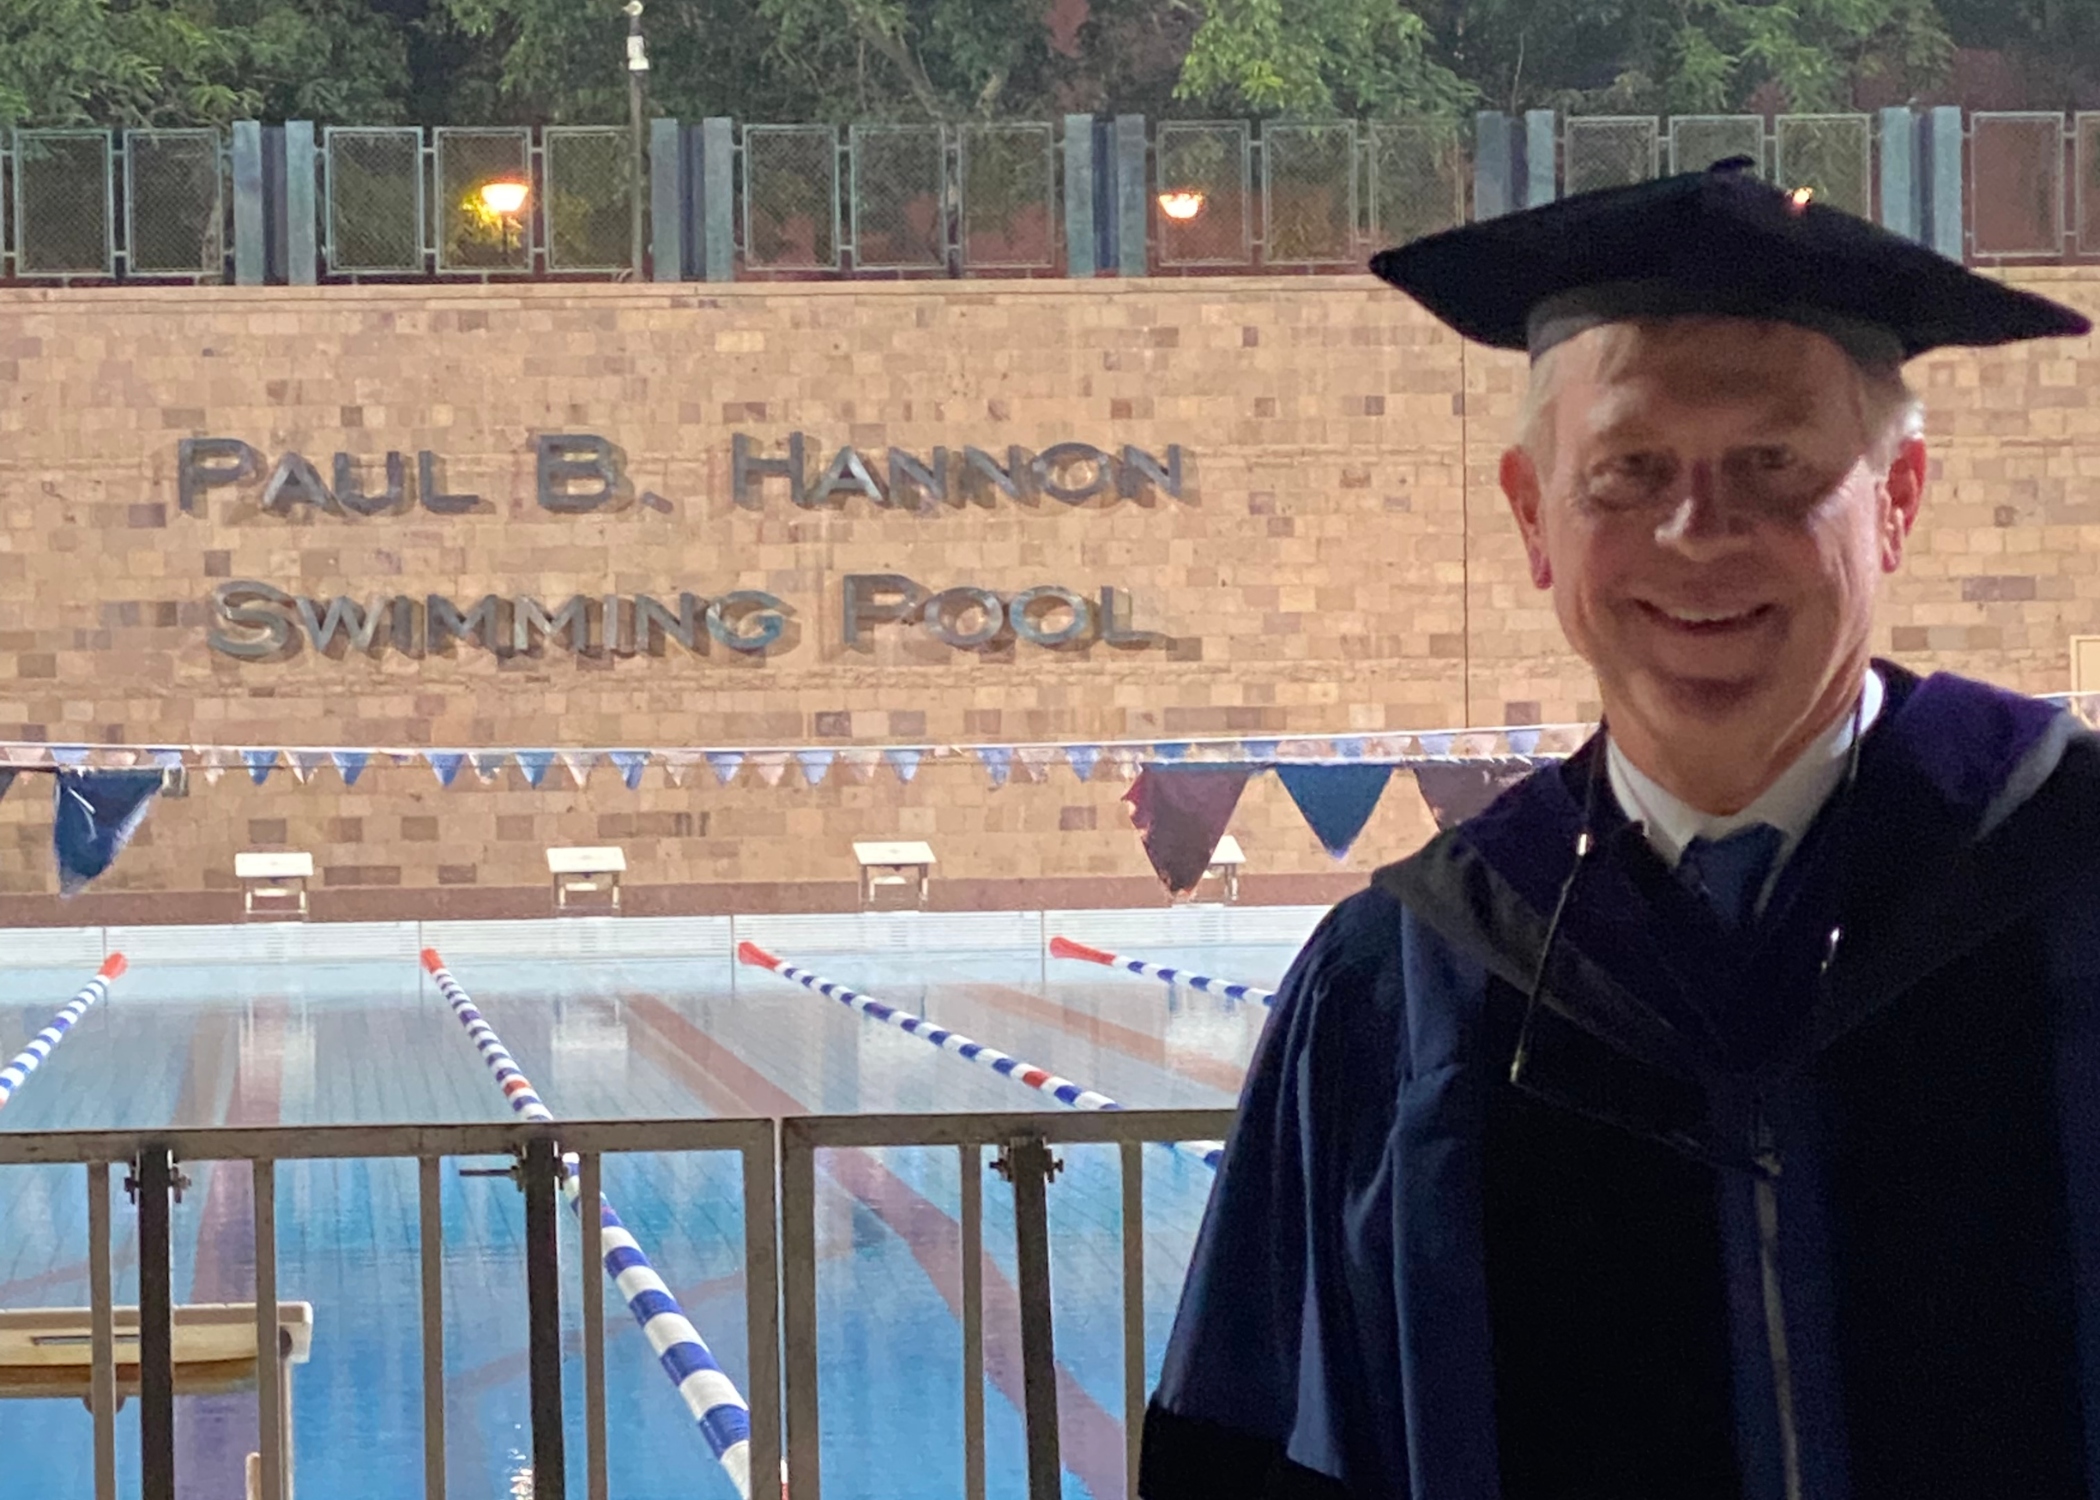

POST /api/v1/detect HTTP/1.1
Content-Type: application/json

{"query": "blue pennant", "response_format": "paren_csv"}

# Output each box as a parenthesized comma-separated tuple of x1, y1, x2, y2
(1065, 744, 1101, 782)
(53, 770, 163, 896)
(609, 750, 650, 790)
(426, 751, 465, 787)
(1240, 739, 1281, 762)
(332, 750, 370, 786)
(243, 748, 278, 785)
(977, 746, 1012, 788)
(884, 747, 922, 784)
(151, 748, 185, 770)
(706, 751, 744, 785)
(515, 750, 556, 788)
(49, 746, 90, 767)
(1152, 742, 1191, 761)
(1505, 728, 1541, 756)
(1417, 733, 1454, 757)
(796, 749, 834, 787)
(1276, 763, 1394, 859)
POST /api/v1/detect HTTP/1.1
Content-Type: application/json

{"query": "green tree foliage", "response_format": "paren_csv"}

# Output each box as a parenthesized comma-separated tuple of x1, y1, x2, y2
(1175, 0, 1473, 116)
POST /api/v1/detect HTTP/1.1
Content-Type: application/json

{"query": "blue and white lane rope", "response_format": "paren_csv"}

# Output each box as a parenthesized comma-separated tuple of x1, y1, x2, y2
(1049, 935, 1277, 1007)
(737, 942, 1224, 1169)
(422, 949, 756, 1498)
(0, 954, 127, 1111)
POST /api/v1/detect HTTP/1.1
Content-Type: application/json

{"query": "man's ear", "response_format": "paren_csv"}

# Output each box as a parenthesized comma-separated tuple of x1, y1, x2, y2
(1880, 435, 1927, 573)
(1501, 446, 1552, 589)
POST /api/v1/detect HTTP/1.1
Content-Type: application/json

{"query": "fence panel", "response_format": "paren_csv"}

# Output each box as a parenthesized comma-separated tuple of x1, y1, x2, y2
(543, 126, 631, 272)
(324, 127, 424, 273)
(434, 126, 532, 272)
(2079, 114, 2100, 256)
(124, 129, 223, 277)
(850, 124, 945, 269)
(1564, 117, 1659, 195)
(1155, 121, 1252, 267)
(1262, 122, 1357, 265)
(959, 123, 1056, 269)
(1670, 115, 1764, 175)
(744, 124, 840, 271)
(1366, 120, 1465, 245)
(1774, 114, 1872, 218)
(1972, 112, 2066, 257)
(14, 130, 114, 276)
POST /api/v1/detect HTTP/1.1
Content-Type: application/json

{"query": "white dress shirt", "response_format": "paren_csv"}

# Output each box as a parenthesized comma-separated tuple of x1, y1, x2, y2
(1606, 669, 1884, 884)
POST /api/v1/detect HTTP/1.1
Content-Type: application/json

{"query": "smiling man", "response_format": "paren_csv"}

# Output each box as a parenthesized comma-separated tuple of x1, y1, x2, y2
(1140, 162, 2100, 1500)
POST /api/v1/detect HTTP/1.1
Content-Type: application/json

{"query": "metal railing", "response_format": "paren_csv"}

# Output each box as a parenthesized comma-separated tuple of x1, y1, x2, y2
(0, 1104, 1235, 1500)
(10, 108, 2100, 285)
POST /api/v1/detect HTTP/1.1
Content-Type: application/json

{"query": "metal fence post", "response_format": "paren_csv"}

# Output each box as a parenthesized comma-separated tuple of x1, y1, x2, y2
(702, 117, 735, 282)
(134, 1146, 179, 1500)
(1473, 111, 1514, 220)
(1925, 105, 1965, 261)
(284, 122, 317, 284)
(1524, 110, 1557, 207)
(649, 117, 683, 281)
(1114, 114, 1147, 276)
(232, 121, 266, 285)
(999, 1136, 1063, 1500)
(1879, 107, 1920, 242)
(522, 1138, 566, 1500)
(1063, 114, 1096, 278)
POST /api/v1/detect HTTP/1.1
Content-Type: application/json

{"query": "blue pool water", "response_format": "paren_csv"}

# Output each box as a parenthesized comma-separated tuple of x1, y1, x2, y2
(0, 924, 1308, 1500)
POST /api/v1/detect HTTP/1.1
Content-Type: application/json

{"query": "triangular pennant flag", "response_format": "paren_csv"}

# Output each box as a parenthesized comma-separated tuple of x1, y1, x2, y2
(663, 750, 700, 787)
(1334, 736, 1367, 760)
(1123, 766, 1254, 895)
(50, 746, 90, 767)
(796, 749, 835, 787)
(289, 750, 328, 784)
(1413, 764, 1533, 830)
(706, 750, 745, 786)
(107, 749, 141, 768)
(1064, 745, 1101, 783)
(1276, 763, 1394, 859)
(243, 748, 278, 785)
(152, 748, 185, 770)
(1416, 732, 1455, 757)
(516, 750, 556, 789)
(1505, 728, 1542, 756)
(840, 747, 882, 784)
(203, 764, 226, 786)
(426, 751, 466, 788)
(1106, 746, 1144, 781)
(1239, 740, 1280, 763)
(331, 750, 370, 786)
(1015, 746, 1056, 783)
(53, 769, 163, 896)
(609, 750, 650, 790)
(883, 747, 922, 784)
(977, 745, 1013, 788)
(5, 745, 49, 768)
(749, 751, 790, 787)
(389, 751, 418, 766)
(1152, 742, 1191, 762)
(561, 751, 597, 788)
(0, 767, 15, 803)
(469, 751, 507, 784)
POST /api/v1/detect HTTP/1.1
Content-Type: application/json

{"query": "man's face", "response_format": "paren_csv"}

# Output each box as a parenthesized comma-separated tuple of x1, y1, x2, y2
(1500, 317, 1926, 790)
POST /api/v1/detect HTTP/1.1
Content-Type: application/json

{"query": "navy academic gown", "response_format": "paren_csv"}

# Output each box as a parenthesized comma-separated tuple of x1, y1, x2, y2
(1141, 665, 2100, 1500)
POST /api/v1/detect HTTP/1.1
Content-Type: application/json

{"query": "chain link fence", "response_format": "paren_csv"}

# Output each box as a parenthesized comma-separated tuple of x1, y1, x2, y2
(1156, 121, 1252, 267)
(850, 125, 945, 269)
(1670, 115, 1764, 175)
(959, 124, 1056, 270)
(125, 130, 224, 277)
(1262, 123, 1357, 266)
(1565, 117, 1659, 195)
(1774, 114, 1872, 218)
(1367, 120, 1465, 245)
(543, 127, 633, 272)
(324, 127, 424, 273)
(13, 130, 115, 276)
(1972, 112, 2067, 257)
(743, 125, 840, 271)
(435, 126, 532, 272)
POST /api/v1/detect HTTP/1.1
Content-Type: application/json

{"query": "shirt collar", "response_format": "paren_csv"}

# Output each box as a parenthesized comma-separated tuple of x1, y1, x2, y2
(1606, 667, 1884, 869)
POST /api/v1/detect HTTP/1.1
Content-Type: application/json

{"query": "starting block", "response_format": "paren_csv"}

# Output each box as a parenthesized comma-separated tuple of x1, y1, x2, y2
(235, 852, 313, 920)
(854, 840, 936, 909)
(548, 845, 626, 914)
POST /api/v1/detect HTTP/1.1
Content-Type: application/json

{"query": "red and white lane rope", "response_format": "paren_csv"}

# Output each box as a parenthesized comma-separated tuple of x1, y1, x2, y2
(1049, 936, 1277, 1006)
(0, 954, 127, 1110)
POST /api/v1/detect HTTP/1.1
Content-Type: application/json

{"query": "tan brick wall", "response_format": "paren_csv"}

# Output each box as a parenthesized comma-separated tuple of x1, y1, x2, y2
(0, 270, 2093, 914)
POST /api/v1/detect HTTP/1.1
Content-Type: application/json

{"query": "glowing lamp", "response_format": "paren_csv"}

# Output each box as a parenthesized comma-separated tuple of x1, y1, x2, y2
(1157, 190, 1206, 222)
(479, 180, 530, 216)
(1788, 185, 1814, 213)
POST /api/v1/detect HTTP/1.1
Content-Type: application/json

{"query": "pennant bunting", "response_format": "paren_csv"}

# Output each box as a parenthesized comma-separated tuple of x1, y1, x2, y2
(389, 751, 418, 766)
(50, 747, 90, 768)
(4, 745, 48, 768)
(1505, 728, 1542, 756)
(609, 750, 650, 790)
(53, 769, 163, 896)
(1412, 763, 1534, 830)
(1276, 764, 1394, 858)
(883, 747, 922, 784)
(1123, 766, 1255, 895)
(426, 751, 466, 788)
(289, 750, 328, 784)
(663, 750, 701, 787)
(840, 747, 882, 784)
(332, 750, 370, 786)
(749, 752, 790, 787)
(468, 751, 508, 785)
(1239, 740, 1280, 763)
(706, 750, 746, 786)
(1064, 744, 1101, 783)
(796, 749, 835, 787)
(560, 751, 597, 788)
(107, 749, 141, 769)
(243, 748, 278, 785)
(1015, 746, 1056, 783)
(203, 764, 226, 786)
(977, 745, 1013, 789)
(0, 768, 14, 804)
(1151, 742, 1191, 762)
(1334, 736, 1367, 760)
(1106, 746, 1144, 781)
(515, 750, 556, 789)
(152, 748, 185, 770)
(1416, 733, 1454, 757)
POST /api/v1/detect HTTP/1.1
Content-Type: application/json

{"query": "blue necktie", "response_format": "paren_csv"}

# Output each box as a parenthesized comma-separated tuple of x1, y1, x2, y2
(1677, 823, 1784, 930)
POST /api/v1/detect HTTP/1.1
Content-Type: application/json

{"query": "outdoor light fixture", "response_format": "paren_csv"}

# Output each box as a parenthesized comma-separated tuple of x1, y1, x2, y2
(480, 180, 530, 216)
(1157, 191, 1206, 222)
(1789, 185, 1814, 211)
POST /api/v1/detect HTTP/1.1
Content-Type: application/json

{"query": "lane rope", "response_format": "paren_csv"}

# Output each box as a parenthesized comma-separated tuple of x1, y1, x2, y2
(1048, 936, 1277, 1007)
(0, 954, 127, 1111)
(736, 942, 1224, 1168)
(422, 949, 756, 1498)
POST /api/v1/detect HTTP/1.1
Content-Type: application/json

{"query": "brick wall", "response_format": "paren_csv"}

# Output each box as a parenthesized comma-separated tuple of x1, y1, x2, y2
(0, 269, 2094, 920)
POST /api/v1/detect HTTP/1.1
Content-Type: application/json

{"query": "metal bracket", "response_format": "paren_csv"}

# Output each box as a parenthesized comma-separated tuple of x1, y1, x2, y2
(992, 1137, 1063, 1184)
(124, 1160, 190, 1205)
(458, 1151, 525, 1188)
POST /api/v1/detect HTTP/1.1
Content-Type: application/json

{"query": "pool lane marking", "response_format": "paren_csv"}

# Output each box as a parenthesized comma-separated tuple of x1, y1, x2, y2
(0, 954, 128, 1111)
(1047, 936, 1279, 1007)
(423, 950, 757, 1500)
(621, 992, 1132, 1500)
(924, 978, 1248, 1097)
(735, 943, 1225, 1170)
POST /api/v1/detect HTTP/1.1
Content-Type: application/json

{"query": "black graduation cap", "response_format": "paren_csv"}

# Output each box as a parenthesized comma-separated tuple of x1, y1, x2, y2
(1370, 156, 2090, 364)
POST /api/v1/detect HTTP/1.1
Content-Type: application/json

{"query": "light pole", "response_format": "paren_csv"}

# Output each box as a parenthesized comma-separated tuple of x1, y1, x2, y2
(625, 0, 649, 278)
